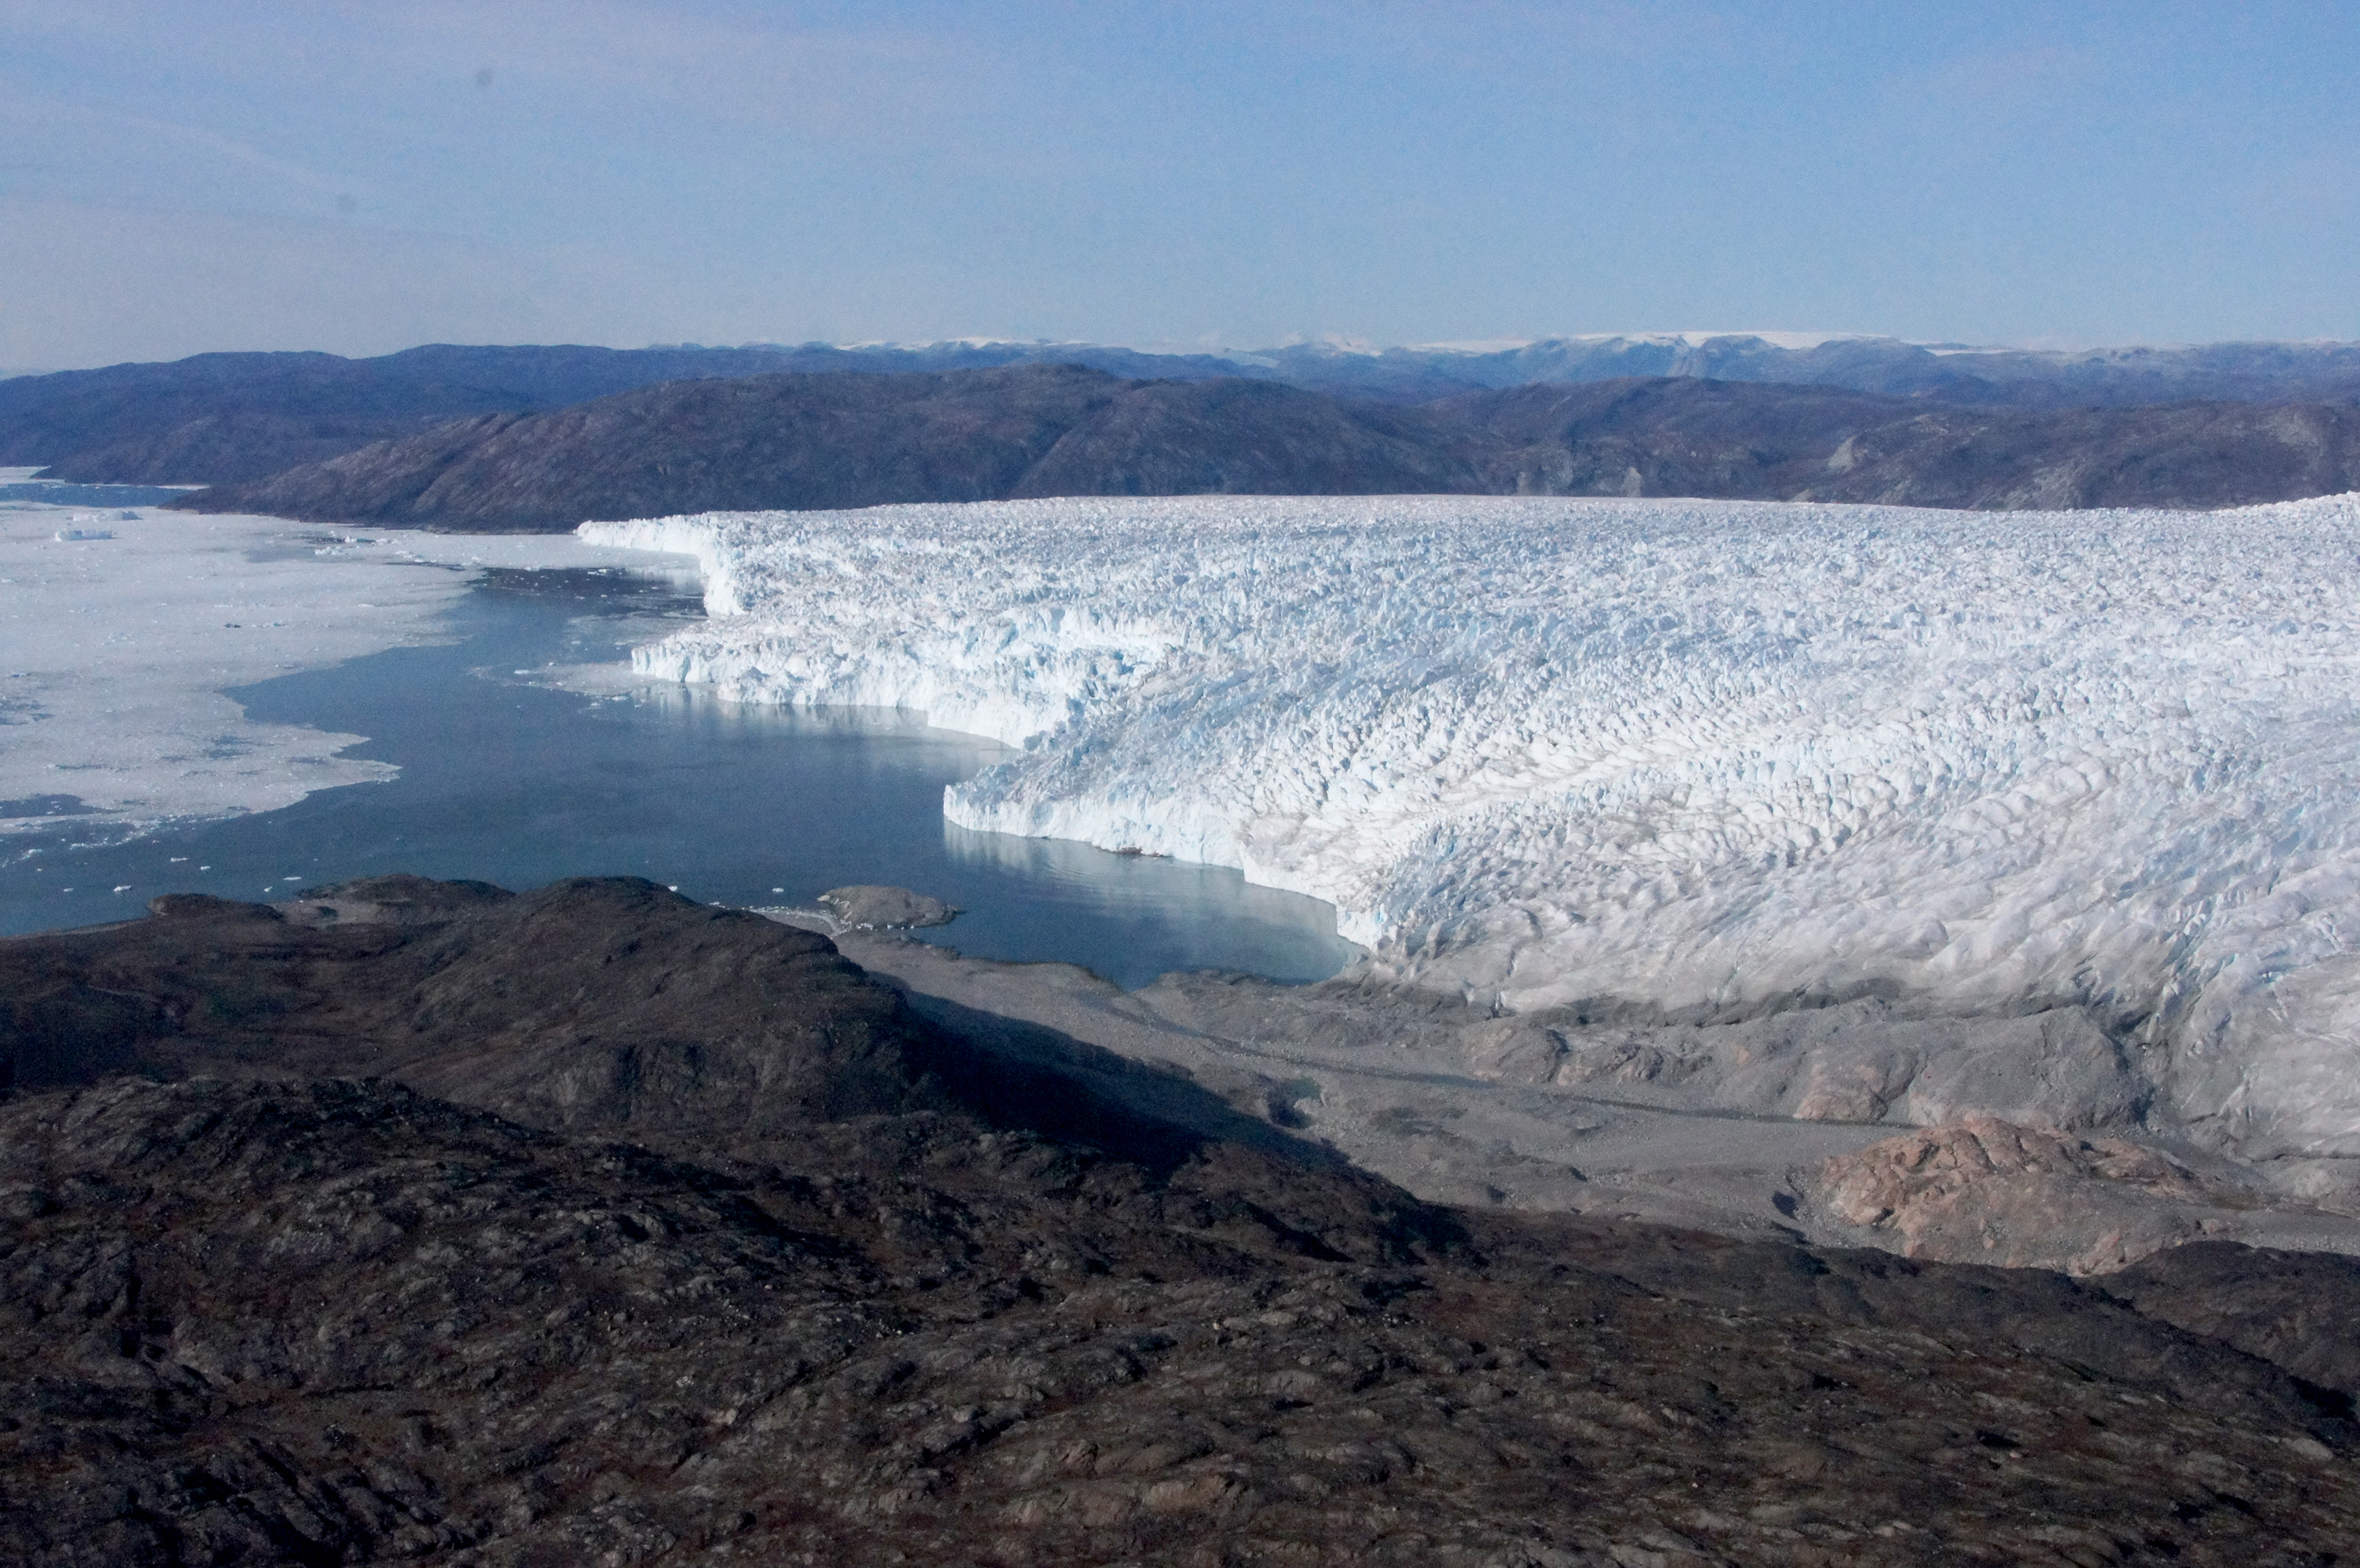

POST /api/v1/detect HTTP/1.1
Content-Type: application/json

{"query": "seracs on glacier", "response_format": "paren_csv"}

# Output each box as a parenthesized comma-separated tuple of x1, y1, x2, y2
(584, 494, 2360, 1153)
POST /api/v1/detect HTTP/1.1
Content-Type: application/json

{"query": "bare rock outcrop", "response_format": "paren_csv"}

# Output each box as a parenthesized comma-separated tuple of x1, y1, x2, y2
(1810, 1115, 2218, 1272)
(9, 1076, 2360, 1563)
(9, 878, 2360, 1560)
(817, 883, 961, 929)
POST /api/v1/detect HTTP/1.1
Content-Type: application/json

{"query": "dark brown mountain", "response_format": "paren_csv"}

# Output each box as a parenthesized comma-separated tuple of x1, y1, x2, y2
(169, 367, 2360, 529)
(1009, 377, 1475, 499)
(0, 342, 1262, 485)
(4, 875, 2360, 1562)
(1456, 377, 2360, 509)
(14, 336, 2360, 489)
(170, 368, 1477, 529)
(0, 345, 799, 484)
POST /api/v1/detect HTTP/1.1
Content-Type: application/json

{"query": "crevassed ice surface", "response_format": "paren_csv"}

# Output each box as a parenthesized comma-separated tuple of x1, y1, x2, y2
(585, 495, 2360, 1152)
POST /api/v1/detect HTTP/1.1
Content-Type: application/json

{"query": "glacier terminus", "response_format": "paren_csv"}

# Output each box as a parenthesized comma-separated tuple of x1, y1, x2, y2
(586, 493, 2360, 1161)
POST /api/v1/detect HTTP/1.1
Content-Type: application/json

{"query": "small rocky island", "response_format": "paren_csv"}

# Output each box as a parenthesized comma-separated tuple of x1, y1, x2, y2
(815, 882, 961, 929)
(2, 874, 2357, 1563)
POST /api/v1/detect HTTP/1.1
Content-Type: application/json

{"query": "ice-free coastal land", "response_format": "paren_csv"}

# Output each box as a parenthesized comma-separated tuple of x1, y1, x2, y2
(0, 481, 690, 838)
(594, 492, 2360, 1162)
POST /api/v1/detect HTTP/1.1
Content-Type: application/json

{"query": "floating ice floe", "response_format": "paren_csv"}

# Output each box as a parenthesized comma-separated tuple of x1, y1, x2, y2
(587, 493, 2360, 1153)
(2, 504, 696, 839)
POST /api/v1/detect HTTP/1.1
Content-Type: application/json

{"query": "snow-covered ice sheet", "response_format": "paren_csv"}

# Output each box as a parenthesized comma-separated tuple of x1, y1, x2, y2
(0, 503, 692, 839)
(587, 494, 2360, 1153)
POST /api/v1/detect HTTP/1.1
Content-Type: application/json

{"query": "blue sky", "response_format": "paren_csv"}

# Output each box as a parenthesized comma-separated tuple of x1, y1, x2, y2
(3, 1, 2355, 368)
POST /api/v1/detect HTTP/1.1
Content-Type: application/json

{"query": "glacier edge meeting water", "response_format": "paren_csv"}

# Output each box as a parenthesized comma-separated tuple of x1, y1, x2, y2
(587, 492, 2360, 1157)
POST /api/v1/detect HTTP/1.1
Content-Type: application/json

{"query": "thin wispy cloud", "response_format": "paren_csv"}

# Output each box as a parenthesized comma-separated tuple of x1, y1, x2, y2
(0, 98, 354, 200)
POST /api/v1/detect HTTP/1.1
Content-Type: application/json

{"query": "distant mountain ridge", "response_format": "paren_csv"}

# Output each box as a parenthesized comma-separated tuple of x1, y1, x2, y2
(173, 364, 2360, 529)
(10, 332, 2360, 486)
(1254, 332, 2360, 408)
(169, 368, 1475, 529)
(0, 341, 1270, 484)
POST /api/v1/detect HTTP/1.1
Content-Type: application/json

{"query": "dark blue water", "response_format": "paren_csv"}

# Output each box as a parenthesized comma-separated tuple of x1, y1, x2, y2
(0, 567, 1354, 988)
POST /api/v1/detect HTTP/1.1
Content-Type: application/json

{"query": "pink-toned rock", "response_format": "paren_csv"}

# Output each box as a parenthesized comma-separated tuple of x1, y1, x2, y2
(1813, 1116, 2208, 1274)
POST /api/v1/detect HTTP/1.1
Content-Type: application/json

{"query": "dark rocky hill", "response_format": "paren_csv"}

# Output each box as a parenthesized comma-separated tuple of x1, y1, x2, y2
(1009, 377, 1476, 499)
(13, 335, 2360, 487)
(170, 368, 1478, 528)
(1457, 377, 2360, 510)
(0, 342, 1262, 485)
(3, 874, 2360, 1562)
(169, 367, 2360, 529)
(0, 344, 800, 484)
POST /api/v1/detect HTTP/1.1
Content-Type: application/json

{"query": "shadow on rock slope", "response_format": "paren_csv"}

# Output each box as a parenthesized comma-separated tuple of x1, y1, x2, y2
(4, 875, 2360, 1563)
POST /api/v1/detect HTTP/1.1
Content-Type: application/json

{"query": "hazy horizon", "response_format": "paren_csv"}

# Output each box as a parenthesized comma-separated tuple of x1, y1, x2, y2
(16, 324, 2360, 381)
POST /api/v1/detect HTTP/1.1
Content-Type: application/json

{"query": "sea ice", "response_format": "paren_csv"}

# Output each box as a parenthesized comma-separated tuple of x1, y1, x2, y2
(588, 493, 2360, 1154)
(0, 503, 691, 841)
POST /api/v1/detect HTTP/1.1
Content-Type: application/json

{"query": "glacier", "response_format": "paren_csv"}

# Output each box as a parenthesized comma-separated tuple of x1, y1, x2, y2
(584, 493, 2360, 1156)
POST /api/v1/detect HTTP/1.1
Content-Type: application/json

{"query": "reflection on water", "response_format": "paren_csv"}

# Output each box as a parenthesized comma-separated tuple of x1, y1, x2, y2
(0, 567, 1355, 989)
(937, 820, 1349, 981)
(945, 821, 1343, 938)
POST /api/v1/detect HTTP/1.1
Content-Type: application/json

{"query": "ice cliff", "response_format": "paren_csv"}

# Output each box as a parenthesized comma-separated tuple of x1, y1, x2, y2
(585, 494, 2360, 1154)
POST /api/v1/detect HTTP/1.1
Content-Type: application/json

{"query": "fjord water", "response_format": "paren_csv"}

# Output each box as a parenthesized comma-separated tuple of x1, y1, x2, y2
(0, 568, 1354, 988)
